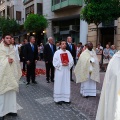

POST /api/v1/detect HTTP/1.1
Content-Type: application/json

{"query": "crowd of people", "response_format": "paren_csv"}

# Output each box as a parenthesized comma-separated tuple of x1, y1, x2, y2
(0, 34, 119, 120)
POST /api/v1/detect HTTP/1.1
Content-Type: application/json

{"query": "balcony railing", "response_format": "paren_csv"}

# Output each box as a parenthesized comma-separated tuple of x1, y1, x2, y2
(51, 0, 83, 11)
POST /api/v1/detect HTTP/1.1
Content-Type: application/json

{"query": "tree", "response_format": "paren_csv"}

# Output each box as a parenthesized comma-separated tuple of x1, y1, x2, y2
(0, 17, 20, 35)
(24, 14, 48, 33)
(80, 0, 120, 45)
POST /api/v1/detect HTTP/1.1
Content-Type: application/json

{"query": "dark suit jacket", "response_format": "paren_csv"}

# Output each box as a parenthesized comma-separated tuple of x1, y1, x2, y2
(44, 44, 56, 63)
(24, 43, 38, 63)
(66, 43, 76, 59)
(20, 45, 25, 61)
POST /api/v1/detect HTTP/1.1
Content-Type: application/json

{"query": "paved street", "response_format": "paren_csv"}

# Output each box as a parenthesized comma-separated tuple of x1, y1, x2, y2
(5, 61, 105, 120)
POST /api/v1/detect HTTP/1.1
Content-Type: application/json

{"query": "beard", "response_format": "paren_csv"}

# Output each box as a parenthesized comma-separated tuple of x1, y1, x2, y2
(88, 48, 92, 51)
(4, 40, 11, 46)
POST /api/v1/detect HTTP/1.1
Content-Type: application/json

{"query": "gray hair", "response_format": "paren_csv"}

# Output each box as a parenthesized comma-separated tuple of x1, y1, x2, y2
(29, 36, 35, 41)
(48, 37, 53, 41)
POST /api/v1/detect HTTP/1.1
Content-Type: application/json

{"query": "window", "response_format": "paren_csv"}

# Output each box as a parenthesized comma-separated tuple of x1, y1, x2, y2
(37, 3, 42, 15)
(16, 11, 21, 21)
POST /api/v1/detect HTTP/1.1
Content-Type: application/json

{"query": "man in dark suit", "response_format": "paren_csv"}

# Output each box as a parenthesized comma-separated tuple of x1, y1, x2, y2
(24, 36, 38, 85)
(44, 37, 56, 83)
(66, 36, 76, 81)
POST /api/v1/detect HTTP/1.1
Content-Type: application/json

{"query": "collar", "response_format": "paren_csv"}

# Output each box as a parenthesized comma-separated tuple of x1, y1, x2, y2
(67, 42, 71, 45)
(49, 43, 53, 46)
(30, 42, 33, 46)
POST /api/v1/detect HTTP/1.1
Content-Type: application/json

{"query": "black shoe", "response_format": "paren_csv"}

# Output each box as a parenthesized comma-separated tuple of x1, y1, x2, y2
(84, 96, 89, 98)
(63, 101, 71, 104)
(47, 81, 50, 83)
(51, 80, 54, 82)
(32, 81, 37, 84)
(26, 82, 30, 85)
(0, 117, 4, 120)
(71, 79, 74, 82)
(55, 102, 62, 105)
(7, 113, 17, 116)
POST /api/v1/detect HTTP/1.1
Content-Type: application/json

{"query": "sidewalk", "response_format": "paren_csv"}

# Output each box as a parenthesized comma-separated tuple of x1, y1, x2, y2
(5, 61, 105, 120)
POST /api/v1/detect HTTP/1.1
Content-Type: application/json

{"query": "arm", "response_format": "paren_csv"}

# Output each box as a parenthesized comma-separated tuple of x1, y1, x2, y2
(53, 52, 62, 70)
(109, 50, 112, 58)
(68, 52, 74, 69)
(103, 49, 108, 58)
(16, 46, 20, 61)
(43, 45, 48, 62)
(97, 49, 103, 55)
(23, 44, 28, 62)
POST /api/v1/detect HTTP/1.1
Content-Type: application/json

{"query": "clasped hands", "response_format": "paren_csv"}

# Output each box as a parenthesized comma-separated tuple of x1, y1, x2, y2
(8, 58, 14, 64)
(27, 60, 37, 65)
(62, 62, 68, 66)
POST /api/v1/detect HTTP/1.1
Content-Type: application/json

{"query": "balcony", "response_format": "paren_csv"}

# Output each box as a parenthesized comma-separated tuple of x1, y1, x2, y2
(51, 0, 83, 11)
(23, 0, 33, 5)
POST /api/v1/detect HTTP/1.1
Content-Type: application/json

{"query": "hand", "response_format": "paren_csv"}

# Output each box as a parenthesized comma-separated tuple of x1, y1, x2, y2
(35, 60, 37, 63)
(46, 61, 48, 64)
(8, 58, 13, 63)
(27, 61, 30, 65)
(62, 63, 68, 66)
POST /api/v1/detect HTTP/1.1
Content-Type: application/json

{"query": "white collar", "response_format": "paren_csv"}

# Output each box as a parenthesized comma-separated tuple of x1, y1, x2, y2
(30, 42, 33, 46)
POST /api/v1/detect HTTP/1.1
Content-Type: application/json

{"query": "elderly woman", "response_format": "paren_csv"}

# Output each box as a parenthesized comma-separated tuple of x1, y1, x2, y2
(103, 44, 110, 71)
(96, 44, 103, 64)
(109, 45, 117, 59)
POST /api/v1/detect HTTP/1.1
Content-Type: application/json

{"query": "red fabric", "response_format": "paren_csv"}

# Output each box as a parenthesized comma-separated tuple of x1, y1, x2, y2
(60, 53, 69, 64)
(22, 68, 46, 76)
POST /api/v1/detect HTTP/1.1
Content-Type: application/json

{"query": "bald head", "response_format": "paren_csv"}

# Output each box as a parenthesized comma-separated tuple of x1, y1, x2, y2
(87, 42, 93, 51)
(67, 36, 72, 43)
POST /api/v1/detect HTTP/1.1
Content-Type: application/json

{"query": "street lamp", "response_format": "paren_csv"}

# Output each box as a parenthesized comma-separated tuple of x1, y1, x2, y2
(27, 33, 30, 36)
(43, 30, 46, 44)
(32, 32, 36, 35)
(43, 30, 46, 34)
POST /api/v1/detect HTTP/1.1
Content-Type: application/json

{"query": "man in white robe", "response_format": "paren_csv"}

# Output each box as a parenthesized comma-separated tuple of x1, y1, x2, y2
(0, 34, 22, 120)
(53, 40, 74, 105)
(96, 51, 120, 120)
(74, 42, 100, 97)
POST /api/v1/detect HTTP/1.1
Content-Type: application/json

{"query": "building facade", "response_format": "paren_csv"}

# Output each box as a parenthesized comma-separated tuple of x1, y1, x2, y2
(23, 0, 42, 19)
(43, 0, 88, 44)
(0, 0, 24, 24)
(87, 20, 120, 49)
(43, 0, 120, 49)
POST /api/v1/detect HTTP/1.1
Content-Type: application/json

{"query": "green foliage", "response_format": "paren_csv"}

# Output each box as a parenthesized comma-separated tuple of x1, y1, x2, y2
(24, 14, 48, 32)
(0, 17, 20, 35)
(81, 0, 120, 26)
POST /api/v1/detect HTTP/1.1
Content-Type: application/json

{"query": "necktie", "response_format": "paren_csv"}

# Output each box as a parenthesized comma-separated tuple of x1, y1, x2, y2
(32, 45, 34, 52)
(51, 45, 54, 53)
(69, 44, 72, 51)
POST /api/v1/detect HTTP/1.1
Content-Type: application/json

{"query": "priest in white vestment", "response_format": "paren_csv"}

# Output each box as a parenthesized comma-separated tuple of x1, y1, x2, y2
(74, 42, 100, 97)
(96, 51, 120, 120)
(53, 40, 74, 105)
(0, 35, 22, 120)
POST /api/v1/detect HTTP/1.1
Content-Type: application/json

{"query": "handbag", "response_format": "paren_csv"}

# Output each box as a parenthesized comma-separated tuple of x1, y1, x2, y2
(103, 58, 109, 64)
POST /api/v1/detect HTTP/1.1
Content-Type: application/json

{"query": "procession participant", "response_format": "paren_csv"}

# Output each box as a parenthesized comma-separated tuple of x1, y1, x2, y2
(74, 42, 100, 97)
(0, 34, 22, 120)
(53, 40, 74, 105)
